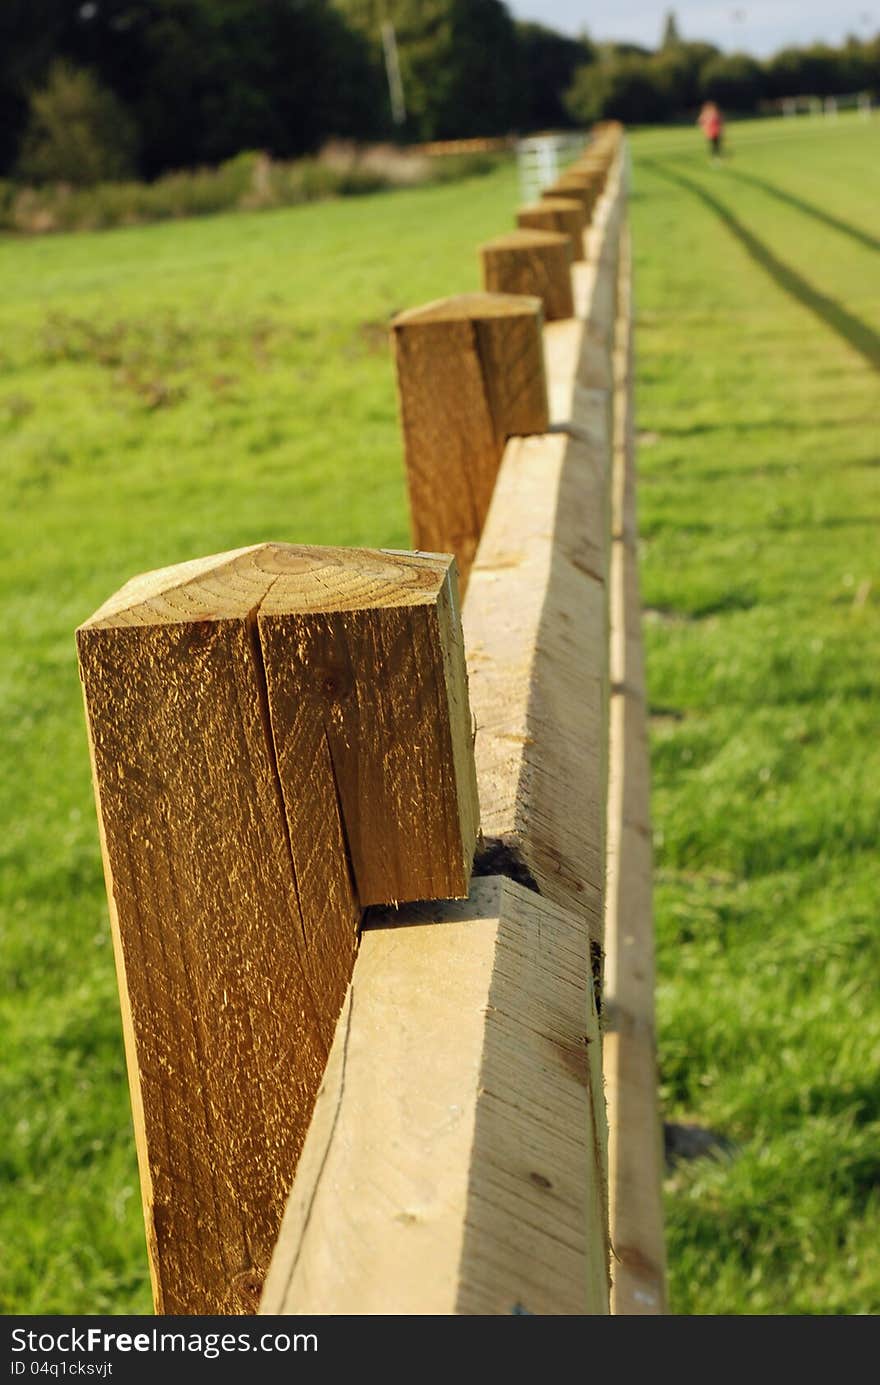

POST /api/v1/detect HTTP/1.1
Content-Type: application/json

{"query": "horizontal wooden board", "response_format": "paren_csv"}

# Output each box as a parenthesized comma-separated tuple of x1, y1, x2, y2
(603, 218, 667, 1315)
(260, 876, 609, 1316)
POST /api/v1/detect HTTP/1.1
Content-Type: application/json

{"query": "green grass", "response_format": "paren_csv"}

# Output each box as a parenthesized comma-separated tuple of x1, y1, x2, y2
(1, 115, 878, 1315)
(628, 113, 880, 1314)
(0, 167, 520, 1314)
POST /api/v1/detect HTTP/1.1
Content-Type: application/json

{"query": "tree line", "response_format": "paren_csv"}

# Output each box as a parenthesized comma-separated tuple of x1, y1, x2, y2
(2, 1, 878, 186)
(567, 22, 880, 126)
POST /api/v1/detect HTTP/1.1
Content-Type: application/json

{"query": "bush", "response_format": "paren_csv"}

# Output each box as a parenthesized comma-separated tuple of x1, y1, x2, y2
(426, 152, 503, 183)
(0, 141, 507, 237)
(16, 63, 137, 187)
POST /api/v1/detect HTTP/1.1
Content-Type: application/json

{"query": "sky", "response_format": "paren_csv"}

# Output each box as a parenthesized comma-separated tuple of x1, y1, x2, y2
(506, 2, 879, 56)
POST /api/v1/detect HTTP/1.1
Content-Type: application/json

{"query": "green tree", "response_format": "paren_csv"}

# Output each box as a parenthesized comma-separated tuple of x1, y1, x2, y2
(700, 52, 763, 111)
(661, 10, 682, 49)
(183, 0, 389, 166)
(2, 0, 391, 179)
(333, 0, 523, 139)
(764, 42, 853, 99)
(835, 37, 874, 92)
(0, 1, 70, 175)
(566, 54, 672, 126)
(865, 34, 880, 96)
(516, 21, 596, 129)
(654, 42, 718, 114)
(17, 60, 137, 185)
(564, 62, 604, 125)
(599, 41, 653, 60)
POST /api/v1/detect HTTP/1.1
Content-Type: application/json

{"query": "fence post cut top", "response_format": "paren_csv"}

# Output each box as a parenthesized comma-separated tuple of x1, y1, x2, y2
(391, 293, 549, 591)
(517, 198, 587, 261)
(542, 171, 602, 215)
(480, 229, 574, 322)
(80, 542, 479, 913)
(77, 541, 479, 1314)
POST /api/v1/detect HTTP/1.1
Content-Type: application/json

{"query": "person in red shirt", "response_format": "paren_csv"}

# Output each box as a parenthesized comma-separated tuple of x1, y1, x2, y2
(698, 101, 724, 159)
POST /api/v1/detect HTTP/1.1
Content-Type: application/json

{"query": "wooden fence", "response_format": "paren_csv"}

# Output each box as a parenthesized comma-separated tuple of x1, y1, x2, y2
(76, 120, 665, 1316)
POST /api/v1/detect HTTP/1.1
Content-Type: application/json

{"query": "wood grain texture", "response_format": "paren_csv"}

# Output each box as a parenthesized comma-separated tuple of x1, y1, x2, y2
(545, 158, 624, 404)
(260, 149, 630, 1320)
(542, 172, 601, 218)
(257, 549, 477, 907)
(602, 214, 668, 1315)
(391, 293, 549, 591)
(517, 198, 587, 261)
(571, 156, 612, 196)
(464, 428, 610, 946)
(259, 877, 609, 1316)
(577, 151, 612, 169)
(77, 542, 478, 1314)
(480, 229, 574, 321)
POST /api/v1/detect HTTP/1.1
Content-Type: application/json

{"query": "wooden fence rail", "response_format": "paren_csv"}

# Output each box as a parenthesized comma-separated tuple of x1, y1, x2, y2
(604, 209, 668, 1315)
(78, 120, 665, 1316)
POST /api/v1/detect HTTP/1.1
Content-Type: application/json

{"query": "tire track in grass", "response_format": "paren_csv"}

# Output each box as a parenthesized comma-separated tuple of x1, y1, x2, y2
(722, 167, 880, 256)
(633, 137, 880, 1313)
(642, 159, 880, 372)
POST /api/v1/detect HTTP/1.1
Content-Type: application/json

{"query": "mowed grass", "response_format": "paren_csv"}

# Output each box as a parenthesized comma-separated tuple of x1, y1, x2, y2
(628, 113, 880, 1313)
(0, 167, 520, 1313)
(0, 115, 877, 1316)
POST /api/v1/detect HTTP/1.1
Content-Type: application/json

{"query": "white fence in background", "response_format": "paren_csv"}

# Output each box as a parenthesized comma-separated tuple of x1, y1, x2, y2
(517, 132, 589, 204)
(781, 92, 872, 119)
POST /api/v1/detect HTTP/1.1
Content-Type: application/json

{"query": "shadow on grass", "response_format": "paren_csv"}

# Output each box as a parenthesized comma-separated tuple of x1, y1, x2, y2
(644, 589, 757, 620)
(652, 417, 846, 440)
(642, 159, 880, 373)
(723, 167, 880, 255)
(766, 513, 880, 531)
(684, 461, 803, 484)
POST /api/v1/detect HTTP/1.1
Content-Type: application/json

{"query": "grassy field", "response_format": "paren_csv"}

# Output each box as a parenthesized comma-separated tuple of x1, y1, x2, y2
(629, 113, 880, 1313)
(1, 113, 878, 1314)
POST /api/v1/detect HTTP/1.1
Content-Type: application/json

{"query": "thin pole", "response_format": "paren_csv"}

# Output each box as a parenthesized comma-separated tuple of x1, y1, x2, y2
(381, 19, 406, 126)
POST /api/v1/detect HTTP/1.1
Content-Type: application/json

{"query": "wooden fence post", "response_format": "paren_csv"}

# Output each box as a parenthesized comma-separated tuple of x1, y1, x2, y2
(517, 197, 586, 260)
(542, 170, 602, 219)
(77, 542, 478, 1315)
(479, 229, 574, 321)
(575, 156, 612, 191)
(260, 436, 614, 1318)
(391, 293, 548, 591)
(261, 144, 631, 1319)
